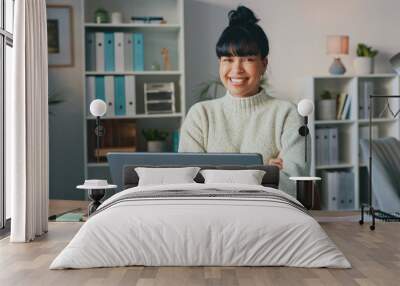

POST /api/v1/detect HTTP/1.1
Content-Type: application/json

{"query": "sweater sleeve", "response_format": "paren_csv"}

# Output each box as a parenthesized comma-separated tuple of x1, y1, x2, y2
(278, 106, 311, 197)
(178, 103, 207, 152)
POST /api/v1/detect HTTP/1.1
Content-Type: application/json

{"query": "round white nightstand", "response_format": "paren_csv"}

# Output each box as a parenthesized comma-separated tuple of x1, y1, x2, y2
(290, 177, 321, 210)
(77, 180, 117, 215)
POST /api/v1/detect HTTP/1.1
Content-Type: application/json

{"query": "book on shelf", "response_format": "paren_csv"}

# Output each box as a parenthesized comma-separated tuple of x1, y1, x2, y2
(340, 94, 351, 120)
(336, 93, 348, 119)
(130, 16, 165, 24)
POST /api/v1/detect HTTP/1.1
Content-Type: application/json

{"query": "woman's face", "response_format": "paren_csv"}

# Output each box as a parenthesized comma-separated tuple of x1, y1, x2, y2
(219, 55, 267, 98)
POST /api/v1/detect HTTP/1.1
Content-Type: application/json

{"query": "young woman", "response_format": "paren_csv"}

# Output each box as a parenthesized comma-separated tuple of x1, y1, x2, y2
(179, 6, 309, 196)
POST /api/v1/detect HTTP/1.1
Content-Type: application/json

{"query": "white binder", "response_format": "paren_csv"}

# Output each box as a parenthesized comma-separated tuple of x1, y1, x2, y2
(86, 76, 96, 116)
(125, 76, 136, 115)
(329, 128, 339, 164)
(114, 32, 125, 72)
(104, 76, 115, 116)
(95, 32, 105, 71)
(124, 33, 133, 71)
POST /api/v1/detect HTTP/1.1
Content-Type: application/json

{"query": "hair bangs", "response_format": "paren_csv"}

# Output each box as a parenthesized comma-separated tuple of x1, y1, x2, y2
(216, 27, 264, 58)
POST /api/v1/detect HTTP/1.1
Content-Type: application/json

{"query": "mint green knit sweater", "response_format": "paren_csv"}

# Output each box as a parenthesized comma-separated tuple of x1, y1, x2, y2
(178, 89, 310, 196)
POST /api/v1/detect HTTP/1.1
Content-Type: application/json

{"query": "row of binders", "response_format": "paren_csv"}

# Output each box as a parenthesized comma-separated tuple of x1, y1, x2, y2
(336, 93, 351, 120)
(86, 32, 144, 72)
(315, 128, 339, 166)
(321, 171, 354, 210)
(86, 76, 136, 117)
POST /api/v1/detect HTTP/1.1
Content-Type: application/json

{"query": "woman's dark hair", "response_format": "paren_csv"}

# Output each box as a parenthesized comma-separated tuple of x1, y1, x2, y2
(216, 6, 269, 58)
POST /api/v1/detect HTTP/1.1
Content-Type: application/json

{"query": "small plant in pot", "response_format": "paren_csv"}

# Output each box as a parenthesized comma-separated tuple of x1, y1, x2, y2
(142, 129, 169, 152)
(354, 43, 378, 75)
(317, 90, 337, 120)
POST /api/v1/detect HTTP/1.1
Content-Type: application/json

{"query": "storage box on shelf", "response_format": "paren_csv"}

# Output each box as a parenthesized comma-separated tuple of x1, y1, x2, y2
(309, 74, 400, 210)
(82, 0, 186, 182)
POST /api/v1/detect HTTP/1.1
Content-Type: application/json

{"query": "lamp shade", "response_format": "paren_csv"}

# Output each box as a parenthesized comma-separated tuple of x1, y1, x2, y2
(297, 99, 314, 117)
(90, 99, 107, 117)
(327, 35, 349, 55)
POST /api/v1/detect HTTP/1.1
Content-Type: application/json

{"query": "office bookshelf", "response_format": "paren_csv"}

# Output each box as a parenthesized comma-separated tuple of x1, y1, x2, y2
(308, 74, 400, 210)
(81, 0, 186, 181)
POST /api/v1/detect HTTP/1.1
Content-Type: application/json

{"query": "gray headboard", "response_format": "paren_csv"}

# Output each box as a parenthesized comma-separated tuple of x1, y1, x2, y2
(107, 152, 264, 192)
(123, 165, 280, 189)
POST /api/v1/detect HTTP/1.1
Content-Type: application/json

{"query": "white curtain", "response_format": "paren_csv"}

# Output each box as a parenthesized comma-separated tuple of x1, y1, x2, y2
(8, 0, 49, 242)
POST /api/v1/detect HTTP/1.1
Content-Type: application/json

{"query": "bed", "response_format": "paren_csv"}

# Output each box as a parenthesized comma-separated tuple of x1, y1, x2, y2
(50, 159, 350, 269)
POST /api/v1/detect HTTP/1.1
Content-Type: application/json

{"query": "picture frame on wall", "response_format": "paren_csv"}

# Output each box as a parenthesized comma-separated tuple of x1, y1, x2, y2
(47, 5, 74, 67)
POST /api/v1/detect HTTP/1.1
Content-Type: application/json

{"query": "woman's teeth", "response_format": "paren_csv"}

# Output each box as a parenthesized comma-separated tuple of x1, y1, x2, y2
(230, 78, 245, 84)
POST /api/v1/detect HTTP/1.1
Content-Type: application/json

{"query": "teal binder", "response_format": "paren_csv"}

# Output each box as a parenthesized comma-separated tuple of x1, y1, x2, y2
(104, 32, 115, 71)
(114, 76, 126, 115)
(94, 76, 106, 101)
(85, 32, 96, 71)
(133, 33, 144, 71)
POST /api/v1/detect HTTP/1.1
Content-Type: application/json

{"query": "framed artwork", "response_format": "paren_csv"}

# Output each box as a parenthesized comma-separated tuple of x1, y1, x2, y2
(47, 5, 74, 67)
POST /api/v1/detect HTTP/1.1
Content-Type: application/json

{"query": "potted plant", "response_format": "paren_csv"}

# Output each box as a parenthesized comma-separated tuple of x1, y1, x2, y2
(354, 43, 378, 75)
(317, 90, 337, 120)
(142, 129, 169, 152)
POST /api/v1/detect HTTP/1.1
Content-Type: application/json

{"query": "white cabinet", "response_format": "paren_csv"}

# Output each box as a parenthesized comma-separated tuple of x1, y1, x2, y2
(308, 74, 400, 210)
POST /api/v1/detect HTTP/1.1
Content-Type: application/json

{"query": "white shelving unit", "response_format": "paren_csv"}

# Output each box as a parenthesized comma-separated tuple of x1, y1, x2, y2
(81, 0, 186, 181)
(308, 74, 400, 210)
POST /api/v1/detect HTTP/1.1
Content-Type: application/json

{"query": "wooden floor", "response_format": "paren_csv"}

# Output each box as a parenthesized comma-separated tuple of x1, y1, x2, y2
(1, 219, 399, 286)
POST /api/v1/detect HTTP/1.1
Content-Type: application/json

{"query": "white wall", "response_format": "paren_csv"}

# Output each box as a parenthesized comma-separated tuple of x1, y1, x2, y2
(185, 0, 400, 107)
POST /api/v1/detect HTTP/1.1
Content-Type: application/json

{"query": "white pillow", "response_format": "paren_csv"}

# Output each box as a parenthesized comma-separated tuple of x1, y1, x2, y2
(200, 169, 266, 185)
(135, 167, 201, 186)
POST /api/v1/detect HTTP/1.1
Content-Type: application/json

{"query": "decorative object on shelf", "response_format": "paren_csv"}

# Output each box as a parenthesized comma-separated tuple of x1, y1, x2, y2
(389, 52, 400, 75)
(316, 90, 337, 120)
(144, 82, 175, 114)
(151, 62, 161, 71)
(47, 5, 74, 67)
(297, 99, 314, 163)
(142, 129, 169, 152)
(94, 8, 110, 23)
(131, 16, 166, 24)
(290, 177, 321, 210)
(111, 12, 123, 24)
(89, 99, 107, 163)
(354, 43, 378, 75)
(326, 35, 349, 75)
(161, 48, 172, 70)
(77, 180, 117, 215)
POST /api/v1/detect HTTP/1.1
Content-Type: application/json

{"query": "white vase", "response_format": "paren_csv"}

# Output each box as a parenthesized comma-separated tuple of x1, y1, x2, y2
(147, 141, 165, 152)
(353, 57, 373, 75)
(317, 99, 336, 120)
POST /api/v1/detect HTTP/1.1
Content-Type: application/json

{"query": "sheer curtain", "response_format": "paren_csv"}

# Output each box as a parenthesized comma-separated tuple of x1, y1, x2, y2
(7, 0, 49, 242)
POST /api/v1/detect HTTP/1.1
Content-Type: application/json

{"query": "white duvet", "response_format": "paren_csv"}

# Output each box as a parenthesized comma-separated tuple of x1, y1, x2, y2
(50, 183, 351, 269)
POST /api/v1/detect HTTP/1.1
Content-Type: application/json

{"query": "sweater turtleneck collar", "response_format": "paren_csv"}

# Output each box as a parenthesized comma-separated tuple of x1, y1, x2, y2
(222, 88, 270, 114)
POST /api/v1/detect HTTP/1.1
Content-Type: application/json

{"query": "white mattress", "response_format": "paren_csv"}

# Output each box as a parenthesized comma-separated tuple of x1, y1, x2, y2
(50, 183, 351, 269)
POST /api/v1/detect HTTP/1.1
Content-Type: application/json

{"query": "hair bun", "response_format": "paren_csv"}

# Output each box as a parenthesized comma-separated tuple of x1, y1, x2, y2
(228, 6, 259, 26)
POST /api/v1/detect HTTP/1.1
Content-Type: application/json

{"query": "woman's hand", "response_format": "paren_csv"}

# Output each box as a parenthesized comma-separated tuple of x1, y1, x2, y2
(268, 157, 283, 170)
